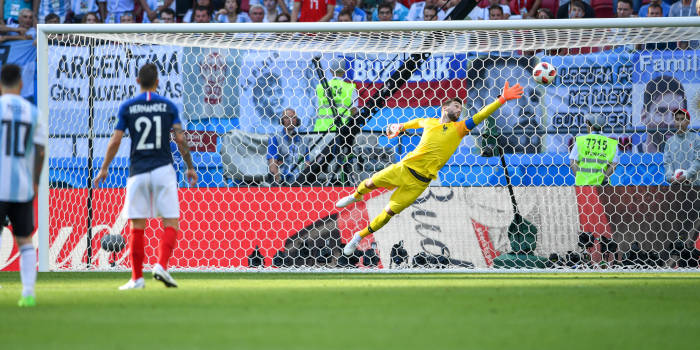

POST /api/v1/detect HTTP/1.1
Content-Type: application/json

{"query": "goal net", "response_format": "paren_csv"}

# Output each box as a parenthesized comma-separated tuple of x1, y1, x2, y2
(27, 18, 700, 272)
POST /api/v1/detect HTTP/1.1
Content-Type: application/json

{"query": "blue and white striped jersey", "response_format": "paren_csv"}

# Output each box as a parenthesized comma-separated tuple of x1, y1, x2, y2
(38, 0, 69, 22)
(0, 94, 47, 202)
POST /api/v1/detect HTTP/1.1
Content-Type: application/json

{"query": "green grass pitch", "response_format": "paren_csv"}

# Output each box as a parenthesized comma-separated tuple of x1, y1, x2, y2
(1, 272, 699, 350)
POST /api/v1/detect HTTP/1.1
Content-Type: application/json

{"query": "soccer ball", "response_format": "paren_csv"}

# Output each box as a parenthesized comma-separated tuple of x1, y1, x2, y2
(532, 62, 556, 84)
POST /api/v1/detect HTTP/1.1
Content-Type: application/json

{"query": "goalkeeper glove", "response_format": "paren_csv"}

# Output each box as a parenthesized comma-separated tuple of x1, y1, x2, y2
(386, 123, 403, 138)
(498, 81, 524, 104)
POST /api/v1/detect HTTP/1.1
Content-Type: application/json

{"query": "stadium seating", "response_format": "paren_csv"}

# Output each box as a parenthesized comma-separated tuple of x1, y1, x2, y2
(539, 0, 559, 15)
(591, 0, 615, 18)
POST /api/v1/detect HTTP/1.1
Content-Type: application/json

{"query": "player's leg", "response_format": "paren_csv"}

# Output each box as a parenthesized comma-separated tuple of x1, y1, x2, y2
(152, 218, 179, 288)
(344, 165, 429, 255)
(5, 201, 38, 307)
(336, 163, 399, 208)
(120, 174, 150, 290)
(119, 218, 147, 290)
(152, 165, 180, 288)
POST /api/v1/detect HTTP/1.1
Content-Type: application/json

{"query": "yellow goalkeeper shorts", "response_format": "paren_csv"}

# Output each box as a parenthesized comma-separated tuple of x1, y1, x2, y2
(370, 162, 431, 214)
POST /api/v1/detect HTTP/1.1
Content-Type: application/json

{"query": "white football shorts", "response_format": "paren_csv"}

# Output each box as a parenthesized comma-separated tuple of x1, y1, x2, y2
(125, 164, 179, 219)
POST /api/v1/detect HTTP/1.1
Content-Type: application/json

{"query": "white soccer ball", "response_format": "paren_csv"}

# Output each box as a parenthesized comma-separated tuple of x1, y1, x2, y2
(532, 62, 556, 85)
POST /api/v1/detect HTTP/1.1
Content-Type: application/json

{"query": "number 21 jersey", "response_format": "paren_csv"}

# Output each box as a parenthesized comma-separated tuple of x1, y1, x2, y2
(116, 91, 181, 177)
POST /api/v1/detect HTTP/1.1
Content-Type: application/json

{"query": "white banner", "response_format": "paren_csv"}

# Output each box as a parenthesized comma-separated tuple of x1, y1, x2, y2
(366, 186, 580, 268)
(49, 44, 184, 136)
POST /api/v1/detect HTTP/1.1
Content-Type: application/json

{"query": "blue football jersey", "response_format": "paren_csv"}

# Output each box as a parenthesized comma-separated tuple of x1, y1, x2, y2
(115, 91, 181, 176)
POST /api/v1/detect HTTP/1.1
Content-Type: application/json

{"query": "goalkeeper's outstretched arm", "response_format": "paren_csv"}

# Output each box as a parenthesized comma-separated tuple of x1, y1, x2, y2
(463, 81, 524, 131)
(385, 82, 523, 139)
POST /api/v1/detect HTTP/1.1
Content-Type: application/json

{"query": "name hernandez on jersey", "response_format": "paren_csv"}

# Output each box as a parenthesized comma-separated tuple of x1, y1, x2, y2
(116, 92, 181, 177)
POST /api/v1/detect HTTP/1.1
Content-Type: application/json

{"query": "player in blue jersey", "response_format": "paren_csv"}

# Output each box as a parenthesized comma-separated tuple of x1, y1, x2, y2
(95, 63, 197, 290)
(0, 64, 47, 307)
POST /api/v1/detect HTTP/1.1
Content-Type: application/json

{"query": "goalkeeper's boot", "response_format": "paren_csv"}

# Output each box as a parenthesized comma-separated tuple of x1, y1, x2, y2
(118, 278, 145, 290)
(18, 295, 36, 307)
(343, 233, 363, 256)
(152, 264, 178, 288)
(336, 194, 362, 208)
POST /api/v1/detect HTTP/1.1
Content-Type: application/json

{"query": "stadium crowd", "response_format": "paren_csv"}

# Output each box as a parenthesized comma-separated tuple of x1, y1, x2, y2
(0, 0, 697, 34)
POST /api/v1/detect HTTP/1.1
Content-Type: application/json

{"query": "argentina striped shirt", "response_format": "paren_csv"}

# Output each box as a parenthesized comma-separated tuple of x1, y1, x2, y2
(0, 94, 47, 202)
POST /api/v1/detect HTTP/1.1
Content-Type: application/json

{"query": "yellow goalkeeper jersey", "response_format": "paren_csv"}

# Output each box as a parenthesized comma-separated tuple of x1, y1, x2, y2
(400, 99, 502, 179)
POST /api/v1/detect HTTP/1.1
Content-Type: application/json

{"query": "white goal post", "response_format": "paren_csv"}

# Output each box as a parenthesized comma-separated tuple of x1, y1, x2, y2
(34, 17, 700, 272)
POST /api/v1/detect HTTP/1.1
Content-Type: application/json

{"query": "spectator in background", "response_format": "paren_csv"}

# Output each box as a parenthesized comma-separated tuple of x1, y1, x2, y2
(184, 0, 214, 22)
(568, 0, 585, 18)
(640, 3, 678, 50)
(139, 0, 176, 23)
(639, 0, 669, 17)
(0, 24, 30, 42)
(98, 0, 136, 23)
(663, 108, 699, 185)
(488, 4, 505, 19)
(638, 75, 687, 153)
(261, 0, 288, 22)
(377, 2, 394, 21)
(249, 4, 267, 22)
(82, 11, 102, 23)
(267, 108, 310, 186)
(407, 0, 446, 21)
(332, 0, 367, 22)
(120, 11, 135, 23)
(535, 7, 554, 18)
(1, 0, 35, 26)
(5, 8, 36, 39)
(647, 2, 663, 17)
(616, 0, 634, 17)
(193, 5, 212, 22)
(336, 8, 354, 21)
(292, 0, 335, 22)
(44, 13, 61, 24)
(66, 0, 99, 23)
(216, 0, 251, 22)
(697, 0, 700, 15)
(570, 114, 619, 186)
(469, 0, 510, 20)
(372, 0, 408, 21)
(159, 7, 176, 22)
(423, 5, 438, 20)
(509, 0, 541, 19)
(670, 0, 697, 17)
(275, 12, 291, 21)
(39, 0, 67, 23)
(557, 0, 595, 18)
(442, 0, 461, 18)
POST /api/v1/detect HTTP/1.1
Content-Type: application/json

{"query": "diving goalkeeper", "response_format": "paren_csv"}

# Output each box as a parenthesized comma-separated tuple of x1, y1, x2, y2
(336, 81, 524, 256)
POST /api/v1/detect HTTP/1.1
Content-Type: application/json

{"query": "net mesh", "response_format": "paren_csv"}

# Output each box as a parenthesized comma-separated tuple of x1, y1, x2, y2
(56, 26, 700, 53)
(37, 22, 700, 271)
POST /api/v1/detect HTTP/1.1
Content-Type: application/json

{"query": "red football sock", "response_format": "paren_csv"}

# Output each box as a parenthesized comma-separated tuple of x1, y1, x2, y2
(130, 228, 145, 280)
(158, 227, 179, 269)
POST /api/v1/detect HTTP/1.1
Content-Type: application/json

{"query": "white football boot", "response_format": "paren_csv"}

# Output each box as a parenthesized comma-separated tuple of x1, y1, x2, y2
(152, 264, 179, 288)
(118, 277, 145, 290)
(343, 233, 363, 256)
(336, 194, 362, 208)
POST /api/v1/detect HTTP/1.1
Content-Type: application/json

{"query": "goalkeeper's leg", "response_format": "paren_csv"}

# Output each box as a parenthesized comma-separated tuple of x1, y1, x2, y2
(335, 178, 377, 208)
(344, 181, 429, 256)
(336, 163, 401, 208)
